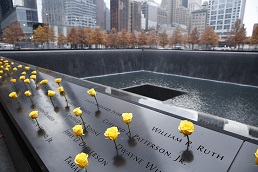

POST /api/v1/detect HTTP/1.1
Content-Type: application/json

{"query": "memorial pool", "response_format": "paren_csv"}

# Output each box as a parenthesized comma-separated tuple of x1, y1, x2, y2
(86, 71, 258, 128)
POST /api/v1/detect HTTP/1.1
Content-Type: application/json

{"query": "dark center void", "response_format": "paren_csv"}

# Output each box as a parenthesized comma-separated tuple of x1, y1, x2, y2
(122, 84, 186, 101)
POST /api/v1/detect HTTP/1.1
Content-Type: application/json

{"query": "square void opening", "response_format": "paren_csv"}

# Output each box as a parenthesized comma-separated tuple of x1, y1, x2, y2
(122, 84, 186, 101)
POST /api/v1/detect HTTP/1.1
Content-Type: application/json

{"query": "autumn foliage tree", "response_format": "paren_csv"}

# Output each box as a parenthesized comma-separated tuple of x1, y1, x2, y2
(251, 25, 258, 49)
(129, 32, 138, 48)
(159, 30, 169, 48)
(2, 21, 25, 44)
(189, 27, 200, 49)
(200, 26, 219, 50)
(57, 33, 67, 48)
(138, 31, 147, 47)
(148, 30, 158, 48)
(109, 28, 118, 48)
(33, 25, 46, 45)
(93, 28, 103, 48)
(67, 27, 78, 49)
(170, 26, 183, 47)
(85, 27, 94, 48)
(118, 28, 129, 48)
(77, 27, 87, 49)
(227, 19, 246, 49)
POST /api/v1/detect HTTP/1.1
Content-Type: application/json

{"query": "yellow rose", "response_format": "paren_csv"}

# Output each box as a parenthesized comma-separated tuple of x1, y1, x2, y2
(24, 78, 30, 84)
(122, 113, 133, 124)
(17, 65, 22, 68)
(87, 88, 96, 97)
(4, 68, 9, 71)
(11, 62, 14, 65)
(40, 79, 48, 84)
(3, 60, 8, 63)
(21, 71, 26, 76)
(0, 76, 2, 79)
(24, 90, 32, 97)
(13, 67, 17, 71)
(254, 149, 258, 165)
(25, 66, 30, 71)
(104, 126, 120, 141)
(0, 66, 3, 69)
(58, 86, 65, 93)
(6, 65, 10, 68)
(47, 90, 55, 97)
(74, 153, 89, 168)
(72, 125, 84, 136)
(0, 70, 3, 74)
(55, 78, 62, 83)
(9, 92, 18, 98)
(31, 71, 37, 75)
(73, 107, 83, 116)
(20, 76, 25, 80)
(10, 79, 16, 83)
(30, 75, 36, 80)
(29, 111, 38, 119)
(178, 120, 194, 136)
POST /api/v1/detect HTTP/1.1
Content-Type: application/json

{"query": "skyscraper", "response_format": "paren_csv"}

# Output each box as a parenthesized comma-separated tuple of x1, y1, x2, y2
(94, 0, 106, 30)
(131, 0, 141, 32)
(207, 0, 246, 39)
(110, 0, 130, 32)
(141, 0, 159, 30)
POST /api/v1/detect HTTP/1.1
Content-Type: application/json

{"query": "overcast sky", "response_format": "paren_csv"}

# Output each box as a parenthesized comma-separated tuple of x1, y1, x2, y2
(104, 0, 258, 36)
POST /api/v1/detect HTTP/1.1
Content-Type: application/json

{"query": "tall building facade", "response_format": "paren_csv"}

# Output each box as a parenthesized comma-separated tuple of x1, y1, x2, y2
(190, 8, 208, 34)
(0, 0, 38, 37)
(131, 0, 141, 32)
(94, 0, 106, 30)
(42, 0, 65, 25)
(142, 0, 159, 30)
(207, 0, 246, 39)
(110, 0, 131, 32)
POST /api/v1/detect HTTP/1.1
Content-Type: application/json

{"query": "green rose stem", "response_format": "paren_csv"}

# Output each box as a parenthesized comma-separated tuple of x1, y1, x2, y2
(16, 98, 21, 106)
(28, 83, 34, 95)
(35, 118, 40, 127)
(113, 140, 118, 156)
(62, 93, 69, 107)
(80, 136, 85, 143)
(94, 96, 99, 106)
(186, 135, 190, 146)
(127, 124, 132, 138)
(83, 167, 88, 172)
(29, 96, 34, 104)
(80, 116, 86, 126)
(49, 97, 55, 107)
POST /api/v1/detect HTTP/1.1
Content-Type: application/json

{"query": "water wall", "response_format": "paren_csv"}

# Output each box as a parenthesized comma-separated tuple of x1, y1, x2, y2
(1, 49, 258, 86)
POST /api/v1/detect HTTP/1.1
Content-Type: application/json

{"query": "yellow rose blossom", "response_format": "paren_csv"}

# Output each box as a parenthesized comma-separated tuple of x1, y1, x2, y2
(104, 126, 120, 141)
(0, 76, 2, 79)
(74, 153, 89, 168)
(13, 67, 17, 71)
(4, 68, 9, 71)
(24, 78, 30, 84)
(29, 111, 38, 119)
(40, 79, 48, 84)
(87, 88, 96, 97)
(9, 92, 18, 98)
(72, 125, 84, 136)
(6, 65, 10, 68)
(10, 79, 16, 83)
(55, 78, 62, 84)
(47, 90, 55, 97)
(24, 90, 32, 97)
(255, 149, 258, 165)
(20, 76, 25, 80)
(122, 113, 133, 124)
(11, 62, 14, 65)
(31, 71, 37, 75)
(30, 75, 36, 80)
(21, 71, 26, 76)
(178, 120, 194, 136)
(58, 86, 65, 93)
(73, 107, 83, 116)
(3, 60, 8, 63)
(0, 70, 3, 74)
(17, 65, 22, 68)
(0, 66, 3, 69)
(25, 66, 30, 71)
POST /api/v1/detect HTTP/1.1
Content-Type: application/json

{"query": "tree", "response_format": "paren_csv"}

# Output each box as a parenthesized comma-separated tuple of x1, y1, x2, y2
(109, 28, 118, 48)
(137, 31, 147, 47)
(102, 30, 110, 48)
(33, 25, 46, 46)
(93, 28, 103, 48)
(77, 27, 87, 49)
(2, 21, 25, 44)
(189, 27, 200, 49)
(43, 24, 55, 48)
(200, 26, 219, 50)
(159, 30, 169, 48)
(251, 25, 258, 49)
(84, 27, 94, 48)
(67, 27, 78, 49)
(57, 33, 67, 48)
(118, 28, 129, 48)
(170, 26, 183, 46)
(147, 30, 158, 48)
(129, 32, 138, 48)
(227, 19, 246, 49)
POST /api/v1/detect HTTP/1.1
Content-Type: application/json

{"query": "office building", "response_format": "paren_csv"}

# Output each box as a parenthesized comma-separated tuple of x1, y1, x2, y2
(131, 0, 141, 32)
(207, 0, 246, 39)
(190, 8, 208, 35)
(94, 0, 106, 30)
(142, 0, 159, 30)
